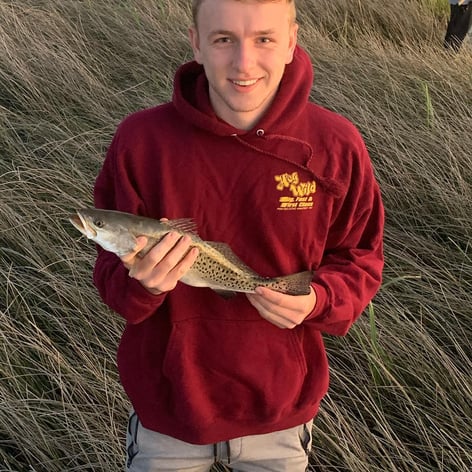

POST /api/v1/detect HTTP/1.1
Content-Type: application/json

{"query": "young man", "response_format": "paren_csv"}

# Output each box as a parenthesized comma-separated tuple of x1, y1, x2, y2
(444, 0, 472, 51)
(93, 0, 384, 470)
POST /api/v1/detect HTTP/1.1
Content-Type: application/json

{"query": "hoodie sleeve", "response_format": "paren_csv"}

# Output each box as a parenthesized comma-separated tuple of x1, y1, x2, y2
(305, 138, 384, 336)
(92, 129, 167, 325)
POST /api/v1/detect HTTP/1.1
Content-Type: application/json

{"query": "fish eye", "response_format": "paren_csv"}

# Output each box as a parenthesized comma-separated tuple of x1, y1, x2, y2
(94, 219, 104, 228)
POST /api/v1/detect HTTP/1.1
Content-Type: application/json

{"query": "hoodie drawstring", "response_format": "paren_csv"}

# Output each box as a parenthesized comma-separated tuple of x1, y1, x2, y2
(233, 134, 343, 198)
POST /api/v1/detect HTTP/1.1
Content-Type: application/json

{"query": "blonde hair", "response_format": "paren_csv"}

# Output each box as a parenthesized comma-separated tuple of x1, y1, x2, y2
(191, 0, 296, 27)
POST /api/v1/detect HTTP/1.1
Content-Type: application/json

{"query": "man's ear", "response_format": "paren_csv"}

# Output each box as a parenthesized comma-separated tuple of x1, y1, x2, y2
(189, 27, 203, 64)
(286, 23, 299, 64)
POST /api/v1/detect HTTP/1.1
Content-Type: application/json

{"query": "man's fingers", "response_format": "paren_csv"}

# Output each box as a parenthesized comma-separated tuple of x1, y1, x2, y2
(153, 234, 194, 273)
(138, 245, 199, 295)
(130, 232, 181, 277)
(247, 293, 296, 329)
(127, 232, 199, 294)
(246, 287, 316, 329)
(246, 294, 291, 329)
(170, 246, 199, 279)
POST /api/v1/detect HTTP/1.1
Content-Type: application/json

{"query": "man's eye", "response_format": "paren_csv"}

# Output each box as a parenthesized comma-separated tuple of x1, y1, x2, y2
(215, 37, 232, 44)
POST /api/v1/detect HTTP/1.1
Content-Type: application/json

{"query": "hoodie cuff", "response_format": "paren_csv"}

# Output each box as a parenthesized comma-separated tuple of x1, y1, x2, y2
(305, 283, 329, 321)
(119, 277, 168, 324)
(128, 277, 168, 303)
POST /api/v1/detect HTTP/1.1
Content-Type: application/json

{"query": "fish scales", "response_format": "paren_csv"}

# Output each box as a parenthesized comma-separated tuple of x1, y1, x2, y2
(69, 208, 313, 297)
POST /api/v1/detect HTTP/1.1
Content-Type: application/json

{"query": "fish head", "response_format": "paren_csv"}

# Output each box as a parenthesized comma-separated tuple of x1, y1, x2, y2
(69, 208, 138, 256)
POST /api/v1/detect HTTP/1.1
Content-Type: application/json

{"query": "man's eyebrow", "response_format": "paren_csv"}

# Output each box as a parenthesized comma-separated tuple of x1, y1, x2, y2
(253, 29, 276, 36)
(208, 29, 234, 37)
(208, 28, 276, 39)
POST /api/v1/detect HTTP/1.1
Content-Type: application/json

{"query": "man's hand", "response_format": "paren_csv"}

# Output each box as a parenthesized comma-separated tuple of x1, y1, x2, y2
(246, 286, 316, 329)
(121, 232, 199, 295)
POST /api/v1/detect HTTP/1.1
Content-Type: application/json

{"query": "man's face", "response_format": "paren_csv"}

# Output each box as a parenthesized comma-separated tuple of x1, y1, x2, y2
(189, 0, 298, 130)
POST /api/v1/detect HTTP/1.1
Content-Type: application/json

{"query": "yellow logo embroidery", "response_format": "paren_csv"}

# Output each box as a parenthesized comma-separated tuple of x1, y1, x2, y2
(274, 172, 316, 210)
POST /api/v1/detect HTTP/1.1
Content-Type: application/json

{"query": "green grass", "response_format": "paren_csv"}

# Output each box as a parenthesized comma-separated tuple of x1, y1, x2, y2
(1, 0, 471, 470)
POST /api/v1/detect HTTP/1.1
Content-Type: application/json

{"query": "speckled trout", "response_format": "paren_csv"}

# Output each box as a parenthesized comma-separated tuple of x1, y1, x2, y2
(69, 208, 313, 297)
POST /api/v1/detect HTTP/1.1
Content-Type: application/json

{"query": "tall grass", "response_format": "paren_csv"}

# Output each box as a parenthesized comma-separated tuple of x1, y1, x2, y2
(0, 0, 471, 470)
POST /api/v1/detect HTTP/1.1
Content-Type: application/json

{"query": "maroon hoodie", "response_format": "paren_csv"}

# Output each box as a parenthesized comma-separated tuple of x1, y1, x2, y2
(93, 46, 384, 444)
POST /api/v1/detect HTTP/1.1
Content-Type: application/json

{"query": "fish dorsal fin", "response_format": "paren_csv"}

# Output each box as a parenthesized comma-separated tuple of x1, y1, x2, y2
(206, 241, 260, 276)
(165, 218, 199, 235)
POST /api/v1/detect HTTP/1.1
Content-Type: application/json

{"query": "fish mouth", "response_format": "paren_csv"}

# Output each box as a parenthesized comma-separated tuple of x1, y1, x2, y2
(69, 212, 97, 239)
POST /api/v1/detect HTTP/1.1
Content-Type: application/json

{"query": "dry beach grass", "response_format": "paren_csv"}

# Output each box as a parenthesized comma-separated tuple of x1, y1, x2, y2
(0, 0, 471, 470)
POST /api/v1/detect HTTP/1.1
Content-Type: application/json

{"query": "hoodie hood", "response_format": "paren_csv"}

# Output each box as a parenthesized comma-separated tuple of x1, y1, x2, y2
(171, 46, 342, 197)
(172, 45, 313, 137)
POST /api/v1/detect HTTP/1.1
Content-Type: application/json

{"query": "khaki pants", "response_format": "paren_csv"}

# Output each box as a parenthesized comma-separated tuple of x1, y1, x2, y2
(126, 412, 313, 472)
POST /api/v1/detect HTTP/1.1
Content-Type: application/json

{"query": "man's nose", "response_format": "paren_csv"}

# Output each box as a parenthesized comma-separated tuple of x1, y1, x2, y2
(233, 42, 256, 72)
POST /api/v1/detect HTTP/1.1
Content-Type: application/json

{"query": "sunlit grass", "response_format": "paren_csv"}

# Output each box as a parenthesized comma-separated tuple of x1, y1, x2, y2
(1, 0, 471, 470)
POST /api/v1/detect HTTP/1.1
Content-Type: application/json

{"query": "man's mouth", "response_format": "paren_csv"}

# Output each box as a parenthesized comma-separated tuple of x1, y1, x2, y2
(232, 79, 258, 86)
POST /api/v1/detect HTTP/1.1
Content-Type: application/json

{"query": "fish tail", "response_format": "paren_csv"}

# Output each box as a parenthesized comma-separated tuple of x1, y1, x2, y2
(269, 270, 313, 296)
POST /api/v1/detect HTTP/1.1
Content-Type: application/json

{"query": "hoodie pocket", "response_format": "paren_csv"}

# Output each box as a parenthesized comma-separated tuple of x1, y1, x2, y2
(162, 319, 308, 427)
